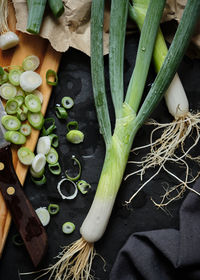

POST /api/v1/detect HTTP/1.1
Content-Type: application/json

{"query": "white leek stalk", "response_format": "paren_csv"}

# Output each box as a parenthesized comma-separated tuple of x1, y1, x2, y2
(0, 0, 19, 50)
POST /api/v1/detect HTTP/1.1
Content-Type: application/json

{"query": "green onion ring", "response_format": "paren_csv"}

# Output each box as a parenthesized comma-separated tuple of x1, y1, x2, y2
(48, 133, 59, 148)
(48, 162, 61, 175)
(55, 106, 68, 119)
(46, 69, 58, 86)
(65, 155, 81, 181)
(66, 121, 78, 131)
(48, 203, 60, 215)
(31, 174, 47, 186)
(42, 117, 56, 136)
(12, 234, 24, 246)
(77, 180, 91, 194)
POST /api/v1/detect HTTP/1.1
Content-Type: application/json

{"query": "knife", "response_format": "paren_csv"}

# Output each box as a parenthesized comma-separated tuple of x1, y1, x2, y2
(0, 99, 47, 267)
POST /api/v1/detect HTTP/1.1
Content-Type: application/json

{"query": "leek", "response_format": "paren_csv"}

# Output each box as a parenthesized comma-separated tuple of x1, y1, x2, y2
(126, 0, 200, 207)
(42, 0, 200, 279)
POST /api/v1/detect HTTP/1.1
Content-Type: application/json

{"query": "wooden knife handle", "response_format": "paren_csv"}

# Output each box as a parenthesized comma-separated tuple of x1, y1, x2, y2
(0, 145, 47, 267)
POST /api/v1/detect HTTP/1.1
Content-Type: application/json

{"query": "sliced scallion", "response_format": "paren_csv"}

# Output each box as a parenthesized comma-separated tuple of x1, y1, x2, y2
(66, 130, 84, 144)
(20, 70, 42, 92)
(46, 69, 58, 86)
(41, 117, 56, 136)
(62, 222, 75, 234)
(14, 95, 24, 107)
(35, 207, 50, 226)
(46, 147, 58, 164)
(22, 55, 40, 71)
(26, 0, 47, 34)
(31, 153, 46, 173)
(36, 136, 51, 155)
(17, 147, 35, 165)
(66, 121, 78, 131)
(0, 82, 17, 100)
(55, 106, 68, 119)
(49, 133, 59, 148)
(30, 166, 45, 178)
(16, 87, 25, 97)
(48, 162, 61, 175)
(48, 0, 64, 18)
(4, 131, 26, 145)
(20, 123, 32, 136)
(61, 96, 74, 109)
(48, 204, 59, 215)
(25, 94, 42, 113)
(1, 115, 21, 130)
(8, 69, 22, 86)
(57, 178, 78, 200)
(65, 155, 81, 182)
(28, 111, 44, 130)
(77, 180, 91, 194)
(5, 98, 19, 114)
(31, 174, 47, 186)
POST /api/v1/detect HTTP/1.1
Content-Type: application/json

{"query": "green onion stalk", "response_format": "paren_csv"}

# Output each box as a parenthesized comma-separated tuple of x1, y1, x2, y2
(126, 0, 200, 207)
(42, 0, 200, 279)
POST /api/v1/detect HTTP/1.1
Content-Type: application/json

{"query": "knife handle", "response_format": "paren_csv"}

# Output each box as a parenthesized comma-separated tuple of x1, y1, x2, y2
(0, 145, 47, 267)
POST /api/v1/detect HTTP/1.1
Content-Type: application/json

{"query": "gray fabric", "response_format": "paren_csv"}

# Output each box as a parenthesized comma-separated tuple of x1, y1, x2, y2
(110, 179, 200, 280)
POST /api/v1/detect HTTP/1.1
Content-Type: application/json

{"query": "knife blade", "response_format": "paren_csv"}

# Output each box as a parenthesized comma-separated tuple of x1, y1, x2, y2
(0, 99, 47, 267)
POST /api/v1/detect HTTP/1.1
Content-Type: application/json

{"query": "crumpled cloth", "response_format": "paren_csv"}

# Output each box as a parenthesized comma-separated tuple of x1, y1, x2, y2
(110, 178, 200, 280)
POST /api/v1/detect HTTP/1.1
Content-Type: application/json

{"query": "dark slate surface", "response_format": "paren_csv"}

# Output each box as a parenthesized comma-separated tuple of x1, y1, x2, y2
(0, 33, 200, 280)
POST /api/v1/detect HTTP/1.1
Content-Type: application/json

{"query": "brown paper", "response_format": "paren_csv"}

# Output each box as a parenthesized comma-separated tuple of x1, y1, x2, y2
(13, 0, 200, 57)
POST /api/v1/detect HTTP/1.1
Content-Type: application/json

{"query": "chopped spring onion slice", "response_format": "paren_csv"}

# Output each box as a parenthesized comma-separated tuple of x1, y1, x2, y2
(55, 106, 68, 119)
(32, 89, 43, 103)
(20, 123, 32, 136)
(8, 69, 22, 86)
(31, 153, 46, 173)
(16, 87, 25, 97)
(4, 131, 26, 145)
(49, 133, 59, 148)
(48, 204, 60, 215)
(62, 222, 75, 234)
(77, 180, 91, 194)
(16, 109, 27, 121)
(66, 121, 78, 131)
(0, 82, 17, 100)
(35, 207, 50, 226)
(1, 115, 21, 130)
(12, 234, 24, 246)
(36, 136, 51, 155)
(5, 98, 19, 114)
(48, 162, 61, 175)
(20, 70, 42, 92)
(65, 155, 81, 181)
(0, 31, 19, 51)
(17, 147, 35, 165)
(22, 55, 40, 71)
(46, 69, 58, 86)
(61, 96, 74, 109)
(25, 94, 42, 113)
(57, 178, 78, 200)
(14, 95, 24, 107)
(30, 166, 45, 178)
(66, 130, 84, 144)
(0, 71, 8, 85)
(31, 174, 47, 186)
(41, 118, 56, 136)
(28, 111, 44, 130)
(46, 147, 58, 164)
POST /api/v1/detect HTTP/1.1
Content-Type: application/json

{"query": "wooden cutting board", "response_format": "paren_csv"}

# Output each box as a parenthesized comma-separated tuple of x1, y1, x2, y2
(0, 3, 62, 256)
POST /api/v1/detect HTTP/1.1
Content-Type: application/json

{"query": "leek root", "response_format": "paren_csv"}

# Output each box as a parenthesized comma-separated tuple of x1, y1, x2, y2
(126, 0, 200, 207)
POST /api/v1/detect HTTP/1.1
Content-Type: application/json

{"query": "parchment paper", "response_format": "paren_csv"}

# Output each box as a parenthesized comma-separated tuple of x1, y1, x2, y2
(12, 0, 200, 56)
